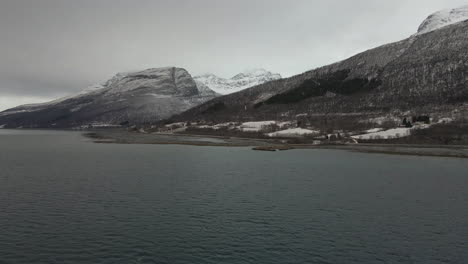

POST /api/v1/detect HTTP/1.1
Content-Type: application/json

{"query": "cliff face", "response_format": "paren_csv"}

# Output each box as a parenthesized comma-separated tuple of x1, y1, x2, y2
(172, 20, 468, 124)
(0, 67, 217, 128)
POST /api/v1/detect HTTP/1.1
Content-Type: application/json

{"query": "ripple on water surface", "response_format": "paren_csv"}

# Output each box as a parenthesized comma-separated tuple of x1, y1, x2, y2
(1, 130, 468, 264)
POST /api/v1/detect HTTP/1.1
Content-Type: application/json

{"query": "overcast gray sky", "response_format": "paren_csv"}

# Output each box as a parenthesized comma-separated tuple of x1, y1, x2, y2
(0, 0, 467, 111)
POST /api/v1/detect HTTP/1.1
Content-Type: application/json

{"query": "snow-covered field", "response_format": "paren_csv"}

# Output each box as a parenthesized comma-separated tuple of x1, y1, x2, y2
(267, 128, 320, 138)
(352, 128, 412, 140)
(352, 123, 432, 140)
(365, 128, 384, 133)
(165, 122, 186, 128)
(165, 116, 458, 140)
(213, 122, 237, 129)
(239, 121, 277, 132)
(437, 117, 453, 124)
(364, 116, 400, 125)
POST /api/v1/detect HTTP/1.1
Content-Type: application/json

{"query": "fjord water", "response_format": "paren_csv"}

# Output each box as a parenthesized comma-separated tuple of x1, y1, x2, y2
(1, 130, 467, 264)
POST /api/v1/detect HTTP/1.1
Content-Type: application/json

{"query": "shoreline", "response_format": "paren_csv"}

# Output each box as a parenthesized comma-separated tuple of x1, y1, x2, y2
(84, 130, 468, 159)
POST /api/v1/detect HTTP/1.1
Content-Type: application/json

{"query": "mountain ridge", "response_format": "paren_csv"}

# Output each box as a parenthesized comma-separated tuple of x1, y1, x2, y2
(0, 67, 217, 128)
(194, 69, 281, 95)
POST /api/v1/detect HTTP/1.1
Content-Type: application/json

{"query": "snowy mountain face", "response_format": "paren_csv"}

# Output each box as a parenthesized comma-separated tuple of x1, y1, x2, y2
(0, 67, 218, 128)
(194, 69, 282, 95)
(417, 5, 468, 35)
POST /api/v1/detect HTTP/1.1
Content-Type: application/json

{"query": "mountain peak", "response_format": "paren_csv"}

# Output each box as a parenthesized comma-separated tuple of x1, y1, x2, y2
(417, 5, 468, 35)
(232, 68, 271, 79)
(195, 69, 282, 95)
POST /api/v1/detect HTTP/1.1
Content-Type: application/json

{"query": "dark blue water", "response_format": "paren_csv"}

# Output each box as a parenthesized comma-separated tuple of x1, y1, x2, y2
(1, 130, 467, 264)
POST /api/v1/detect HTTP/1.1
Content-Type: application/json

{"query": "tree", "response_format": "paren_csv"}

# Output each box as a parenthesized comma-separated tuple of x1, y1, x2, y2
(402, 118, 413, 128)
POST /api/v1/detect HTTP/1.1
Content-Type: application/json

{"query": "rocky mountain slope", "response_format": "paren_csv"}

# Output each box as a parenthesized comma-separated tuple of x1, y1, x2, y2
(170, 7, 468, 127)
(0, 67, 218, 128)
(194, 69, 281, 95)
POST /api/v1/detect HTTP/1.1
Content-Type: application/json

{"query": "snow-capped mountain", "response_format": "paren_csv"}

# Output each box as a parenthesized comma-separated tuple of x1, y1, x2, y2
(417, 5, 468, 35)
(194, 69, 281, 95)
(0, 67, 218, 128)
